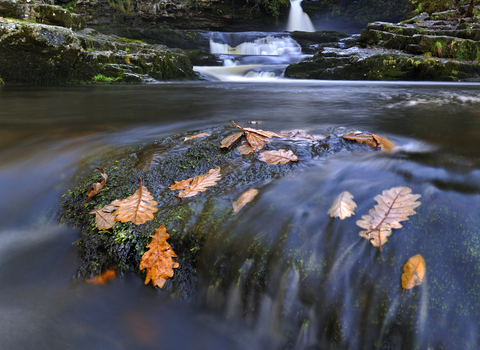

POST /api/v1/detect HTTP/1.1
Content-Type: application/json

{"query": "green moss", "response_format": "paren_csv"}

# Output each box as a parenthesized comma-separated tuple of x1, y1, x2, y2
(92, 74, 122, 83)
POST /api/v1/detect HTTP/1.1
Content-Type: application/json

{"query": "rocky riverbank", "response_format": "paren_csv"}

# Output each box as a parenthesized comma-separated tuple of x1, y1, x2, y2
(285, 9, 480, 81)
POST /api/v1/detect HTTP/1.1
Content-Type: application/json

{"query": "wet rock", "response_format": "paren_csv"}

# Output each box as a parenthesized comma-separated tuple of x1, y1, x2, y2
(290, 30, 350, 54)
(59, 124, 377, 296)
(0, 18, 197, 84)
(0, 1, 86, 30)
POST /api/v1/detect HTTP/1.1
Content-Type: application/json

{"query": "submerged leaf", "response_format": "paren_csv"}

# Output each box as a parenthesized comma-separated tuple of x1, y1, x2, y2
(328, 191, 357, 220)
(86, 167, 108, 202)
(233, 189, 259, 213)
(220, 132, 244, 148)
(176, 167, 222, 198)
(184, 133, 210, 141)
(402, 254, 426, 292)
(139, 225, 179, 288)
(114, 178, 159, 225)
(87, 269, 115, 285)
(357, 186, 421, 248)
(258, 149, 299, 165)
(279, 130, 329, 142)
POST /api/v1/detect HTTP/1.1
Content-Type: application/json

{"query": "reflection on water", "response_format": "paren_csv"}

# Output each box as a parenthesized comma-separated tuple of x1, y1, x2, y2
(1, 82, 480, 349)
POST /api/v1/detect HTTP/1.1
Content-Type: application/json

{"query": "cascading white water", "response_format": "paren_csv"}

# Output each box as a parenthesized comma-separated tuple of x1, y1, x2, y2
(286, 0, 315, 32)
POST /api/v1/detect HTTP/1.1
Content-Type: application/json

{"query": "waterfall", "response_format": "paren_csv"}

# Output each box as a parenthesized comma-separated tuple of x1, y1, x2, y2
(286, 0, 315, 32)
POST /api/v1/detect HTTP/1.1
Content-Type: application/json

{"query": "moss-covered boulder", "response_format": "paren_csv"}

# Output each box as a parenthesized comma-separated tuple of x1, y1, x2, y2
(285, 49, 480, 81)
(0, 1, 86, 30)
(0, 18, 197, 84)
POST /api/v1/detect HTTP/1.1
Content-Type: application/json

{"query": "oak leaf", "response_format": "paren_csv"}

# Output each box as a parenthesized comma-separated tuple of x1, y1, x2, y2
(258, 149, 299, 165)
(230, 120, 282, 139)
(220, 132, 244, 148)
(184, 133, 210, 141)
(87, 269, 115, 285)
(89, 200, 120, 230)
(233, 189, 259, 213)
(175, 167, 222, 198)
(357, 186, 421, 249)
(238, 140, 256, 155)
(328, 191, 357, 220)
(139, 225, 179, 288)
(86, 167, 108, 202)
(401, 254, 425, 293)
(169, 178, 193, 190)
(115, 178, 159, 225)
(343, 132, 395, 151)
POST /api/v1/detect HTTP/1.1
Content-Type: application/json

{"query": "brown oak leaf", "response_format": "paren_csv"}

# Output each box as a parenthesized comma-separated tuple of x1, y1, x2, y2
(258, 149, 299, 165)
(343, 132, 395, 152)
(87, 269, 116, 285)
(139, 225, 179, 288)
(86, 167, 108, 202)
(175, 167, 222, 198)
(220, 132, 244, 148)
(114, 178, 159, 225)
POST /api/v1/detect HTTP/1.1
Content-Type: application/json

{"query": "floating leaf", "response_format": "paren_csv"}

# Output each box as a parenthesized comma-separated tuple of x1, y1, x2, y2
(86, 167, 108, 202)
(343, 132, 395, 151)
(233, 189, 259, 213)
(176, 167, 222, 198)
(169, 178, 193, 190)
(279, 130, 329, 142)
(402, 254, 425, 292)
(328, 191, 357, 220)
(220, 132, 244, 148)
(245, 131, 270, 152)
(139, 225, 179, 289)
(372, 134, 395, 151)
(184, 133, 210, 141)
(115, 178, 159, 225)
(357, 186, 421, 249)
(258, 149, 299, 165)
(87, 269, 115, 285)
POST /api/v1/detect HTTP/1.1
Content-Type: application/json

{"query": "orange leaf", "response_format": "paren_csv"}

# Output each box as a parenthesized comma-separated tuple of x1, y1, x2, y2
(230, 120, 282, 139)
(89, 200, 120, 230)
(220, 132, 244, 148)
(238, 140, 256, 155)
(343, 132, 378, 148)
(372, 134, 395, 151)
(401, 254, 426, 293)
(169, 178, 193, 190)
(176, 167, 222, 198)
(87, 269, 115, 285)
(86, 167, 108, 202)
(233, 189, 259, 213)
(184, 133, 210, 141)
(245, 131, 269, 152)
(139, 225, 179, 288)
(258, 149, 299, 165)
(114, 178, 159, 225)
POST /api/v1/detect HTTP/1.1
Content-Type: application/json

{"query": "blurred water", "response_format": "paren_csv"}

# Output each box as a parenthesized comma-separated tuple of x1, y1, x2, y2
(1, 81, 480, 349)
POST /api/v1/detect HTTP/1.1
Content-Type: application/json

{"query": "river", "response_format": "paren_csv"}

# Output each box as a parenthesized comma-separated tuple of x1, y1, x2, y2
(1, 81, 480, 349)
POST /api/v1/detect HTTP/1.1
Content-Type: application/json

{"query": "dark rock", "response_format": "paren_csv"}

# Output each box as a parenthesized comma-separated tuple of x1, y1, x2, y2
(0, 18, 197, 84)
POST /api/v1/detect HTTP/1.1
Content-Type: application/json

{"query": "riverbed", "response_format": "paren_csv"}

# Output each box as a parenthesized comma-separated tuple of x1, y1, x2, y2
(1, 81, 480, 349)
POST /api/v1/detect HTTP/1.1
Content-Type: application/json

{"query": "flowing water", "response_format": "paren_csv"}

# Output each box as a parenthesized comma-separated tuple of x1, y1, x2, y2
(1, 81, 480, 349)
